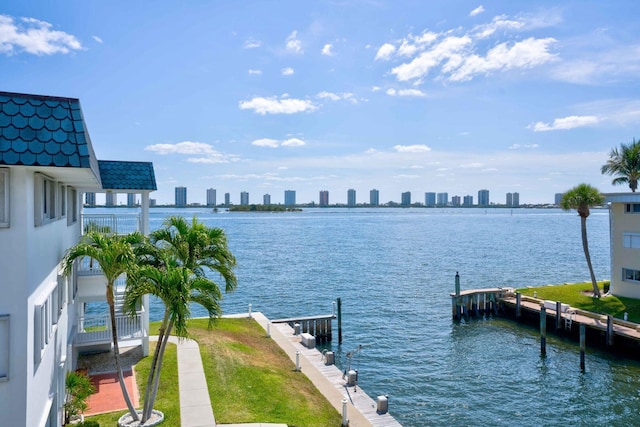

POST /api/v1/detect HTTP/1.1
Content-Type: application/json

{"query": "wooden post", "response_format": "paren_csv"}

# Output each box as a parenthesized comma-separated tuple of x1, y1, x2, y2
(555, 301, 562, 331)
(515, 292, 521, 320)
(580, 323, 586, 372)
(540, 305, 547, 356)
(327, 317, 332, 341)
(337, 298, 343, 344)
(474, 294, 480, 316)
(454, 272, 461, 320)
(607, 315, 614, 347)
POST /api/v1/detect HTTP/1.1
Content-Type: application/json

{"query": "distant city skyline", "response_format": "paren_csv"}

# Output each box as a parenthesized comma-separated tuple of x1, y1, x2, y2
(3, 2, 638, 207)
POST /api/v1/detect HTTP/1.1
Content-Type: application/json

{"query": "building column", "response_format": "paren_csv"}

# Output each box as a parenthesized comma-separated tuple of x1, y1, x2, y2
(140, 191, 150, 236)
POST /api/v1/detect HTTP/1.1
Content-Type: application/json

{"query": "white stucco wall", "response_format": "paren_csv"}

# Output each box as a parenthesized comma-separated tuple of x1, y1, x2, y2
(0, 167, 82, 427)
(607, 196, 640, 299)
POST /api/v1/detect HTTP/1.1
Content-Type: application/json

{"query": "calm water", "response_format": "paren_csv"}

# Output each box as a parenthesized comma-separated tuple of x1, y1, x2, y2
(93, 207, 640, 426)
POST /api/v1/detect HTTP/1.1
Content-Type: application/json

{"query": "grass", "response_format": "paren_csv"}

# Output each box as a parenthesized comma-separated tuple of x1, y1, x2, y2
(517, 280, 640, 323)
(188, 317, 342, 427)
(86, 318, 341, 426)
(85, 343, 180, 426)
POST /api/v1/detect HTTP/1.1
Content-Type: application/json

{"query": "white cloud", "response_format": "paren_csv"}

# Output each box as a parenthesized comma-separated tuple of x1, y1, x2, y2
(248, 69, 262, 75)
(317, 91, 341, 101)
(0, 15, 82, 55)
(286, 30, 303, 53)
(386, 88, 426, 97)
(251, 137, 306, 148)
(145, 141, 233, 163)
(470, 5, 485, 17)
(375, 43, 396, 61)
(391, 35, 472, 81)
(92, 36, 103, 44)
(316, 91, 356, 103)
(239, 96, 317, 115)
(393, 144, 432, 153)
(449, 37, 557, 82)
(473, 15, 524, 38)
(508, 143, 540, 149)
(322, 43, 333, 56)
(281, 67, 294, 76)
(371, 86, 381, 92)
(244, 38, 262, 49)
(460, 162, 483, 168)
(252, 138, 280, 148)
(528, 115, 600, 131)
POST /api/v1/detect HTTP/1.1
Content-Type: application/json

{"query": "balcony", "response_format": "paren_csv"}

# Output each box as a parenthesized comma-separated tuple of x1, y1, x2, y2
(81, 213, 140, 236)
(75, 310, 147, 346)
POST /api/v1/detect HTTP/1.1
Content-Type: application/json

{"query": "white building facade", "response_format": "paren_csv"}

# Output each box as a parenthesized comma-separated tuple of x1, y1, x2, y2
(605, 193, 640, 299)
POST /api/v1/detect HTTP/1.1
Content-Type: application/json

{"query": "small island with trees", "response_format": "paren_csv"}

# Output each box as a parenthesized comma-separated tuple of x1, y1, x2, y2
(228, 204, 302, 212)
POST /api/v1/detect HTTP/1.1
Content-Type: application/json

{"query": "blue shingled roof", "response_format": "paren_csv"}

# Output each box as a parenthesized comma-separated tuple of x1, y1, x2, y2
(0, 91, 101, 184)
(98, 160, 157, 191)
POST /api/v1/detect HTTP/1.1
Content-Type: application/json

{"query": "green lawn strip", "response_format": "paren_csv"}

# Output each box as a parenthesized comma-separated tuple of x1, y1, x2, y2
(517, 281, 640, 323)
(187, 317, 342, 427)
(86, 343, 179, 426)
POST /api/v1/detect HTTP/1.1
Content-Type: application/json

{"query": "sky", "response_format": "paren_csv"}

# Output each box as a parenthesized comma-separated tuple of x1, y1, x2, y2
(2, 1, 640, 205)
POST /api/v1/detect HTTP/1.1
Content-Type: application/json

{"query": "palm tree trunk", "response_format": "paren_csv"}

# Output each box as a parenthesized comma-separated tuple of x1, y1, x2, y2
(108, 283, 140, 421)
(142, 308, 170, 422)
(581, 216, 601, 298)
(146, 318, 175, 418)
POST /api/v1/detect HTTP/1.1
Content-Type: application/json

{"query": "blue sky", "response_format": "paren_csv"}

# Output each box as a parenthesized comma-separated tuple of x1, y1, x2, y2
(2, 1, 640, 205)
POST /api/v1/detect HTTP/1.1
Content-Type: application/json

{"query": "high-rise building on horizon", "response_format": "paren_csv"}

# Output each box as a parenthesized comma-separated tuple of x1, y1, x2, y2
(554, 193, 564, 205)
(150, 198, 157, 207)
(425, 192, 436, 207)
(206, 188, 217, 207)
(263, 193, 271, 205)
(401, 191, 411, 206)
(452, 195, 461, 206)
(175, 186, 187, 207)
(127, 193, 136, 207)
(478, 189, 490, 206)
(105, 191, 116, 207)
(436, 192, 448, 206)
(85, 192, 96, 207)
(506, 192, 520, 207)
(224, 192, 230, 206)
(319, 190, 329, 206)
(370, 189, 379, 206)
(463, 195, 473, 206)
(347, 189, 356, 207)
(240, 191, 249, 206)
(284, 190, 296, 206)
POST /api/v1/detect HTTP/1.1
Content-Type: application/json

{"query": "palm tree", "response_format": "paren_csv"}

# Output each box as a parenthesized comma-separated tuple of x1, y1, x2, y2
(150, 215, 237, 290)
(560, 184, 605, 297)
(124, 260, 223, 423)
(62, 231, 144, 422)
(601, 139, 640, 192)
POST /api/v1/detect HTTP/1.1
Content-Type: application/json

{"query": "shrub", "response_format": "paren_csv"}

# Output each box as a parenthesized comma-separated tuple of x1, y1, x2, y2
(604, 282, 611, 293)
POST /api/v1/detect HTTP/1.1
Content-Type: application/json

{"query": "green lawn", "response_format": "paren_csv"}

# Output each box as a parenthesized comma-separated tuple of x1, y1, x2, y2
(517, 281, 640, 323)
(86, 318, 341, 426)
(86, 343, 180, 426)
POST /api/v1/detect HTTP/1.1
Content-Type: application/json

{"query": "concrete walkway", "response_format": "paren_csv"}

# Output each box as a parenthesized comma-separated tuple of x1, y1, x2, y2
(156, 335, 289, 427)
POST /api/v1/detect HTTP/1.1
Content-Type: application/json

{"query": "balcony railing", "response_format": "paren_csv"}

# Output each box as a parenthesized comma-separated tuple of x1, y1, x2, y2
(81, 213, 140, 236)
(75, 311, 146, 345)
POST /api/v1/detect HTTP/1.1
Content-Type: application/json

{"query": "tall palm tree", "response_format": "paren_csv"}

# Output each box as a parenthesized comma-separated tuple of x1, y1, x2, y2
(601, 139, 640, 192)
(150, 215, 237, 290)
(62, 231, 144, 422)
(560, 184, 605, 297)
(124, 260, 223, 423)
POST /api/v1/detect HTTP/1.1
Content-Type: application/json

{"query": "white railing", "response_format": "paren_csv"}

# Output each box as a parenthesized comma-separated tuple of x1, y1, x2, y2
(75, 310, 146, 345)
(81, 213, 140, 235)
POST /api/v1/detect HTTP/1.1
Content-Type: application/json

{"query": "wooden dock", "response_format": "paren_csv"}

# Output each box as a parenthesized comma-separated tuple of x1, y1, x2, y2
(450, 287, 515, 319)
(272, 314, 335, 343)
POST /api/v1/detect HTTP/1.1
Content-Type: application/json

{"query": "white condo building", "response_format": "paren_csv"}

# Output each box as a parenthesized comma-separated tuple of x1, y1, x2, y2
(0, 91, 156, 427)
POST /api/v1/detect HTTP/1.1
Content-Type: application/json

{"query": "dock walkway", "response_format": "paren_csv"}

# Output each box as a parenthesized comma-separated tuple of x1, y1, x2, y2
(250, 312, 402, 427)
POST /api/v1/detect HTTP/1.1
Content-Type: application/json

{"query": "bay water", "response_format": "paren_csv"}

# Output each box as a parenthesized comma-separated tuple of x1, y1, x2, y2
(95, 207, 640, 426)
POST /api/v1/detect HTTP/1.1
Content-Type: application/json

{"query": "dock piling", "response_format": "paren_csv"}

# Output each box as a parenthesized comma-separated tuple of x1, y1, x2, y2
(607, 315, 614, 347)
(337, 298, 343, 344)
(515, 292, 521, 320)
(580, 323, 586, 372)
(555, 301, 562, 331)
(540, 305, 547, 356)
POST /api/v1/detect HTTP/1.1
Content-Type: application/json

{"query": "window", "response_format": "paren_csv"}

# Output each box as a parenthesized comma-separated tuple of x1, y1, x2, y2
(623, 268, 640, 283)
(59, 183, 66, 218)
(33, 282, 60, 365)
(35, 173, 58, 226)
(67, 187, 78, 225)
(623, 233, 640, 249)
(625, 203, 640, 214)
(0, 314, 8, 382)
(0, 168, 8, 228)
